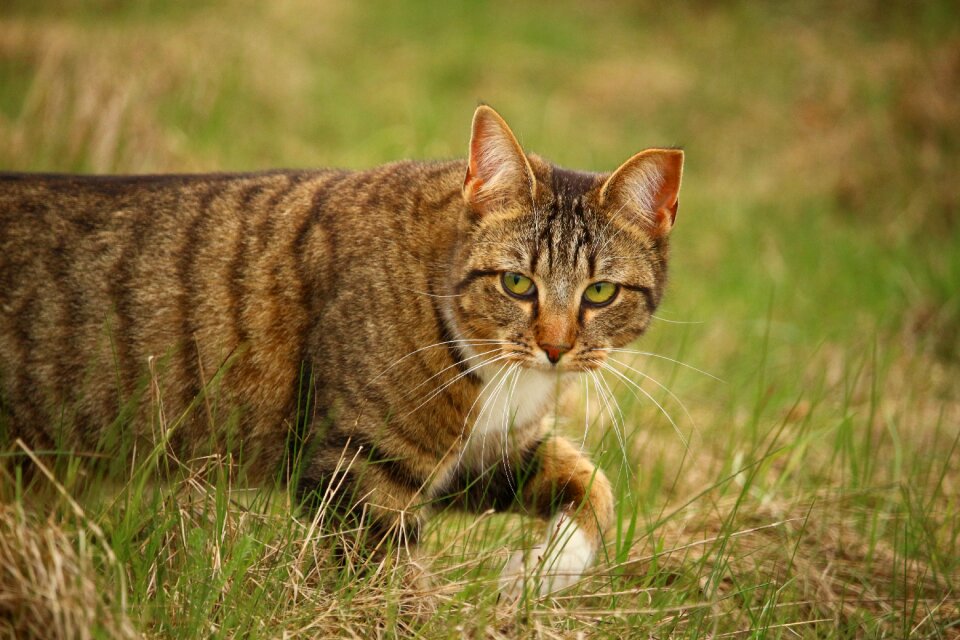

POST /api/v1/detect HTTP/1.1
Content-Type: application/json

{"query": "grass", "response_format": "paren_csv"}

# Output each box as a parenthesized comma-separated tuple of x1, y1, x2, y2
(1, 0, 959, 637)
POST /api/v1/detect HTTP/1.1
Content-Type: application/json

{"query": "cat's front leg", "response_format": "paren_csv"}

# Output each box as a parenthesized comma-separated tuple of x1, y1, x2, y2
(498, 435, 614, 599)
(294, 426, 433, 560)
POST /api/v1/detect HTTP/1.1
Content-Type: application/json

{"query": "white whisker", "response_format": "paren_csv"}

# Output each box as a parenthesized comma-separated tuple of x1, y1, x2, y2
(499, 364, 523, 495)
(403, 352, 513, 418)
(587, 367, 630, 482)
(365, 338, 512, 387)
(580, 372, 591, 453)
(605, 348, 723, 382)
(607, 356, 699, 439)
(399, 346, 503, 401)
(651, 314, 704, 325)
(598, 360, 689, 450)
(474, 361, 517, 470)
(456, 361, 511, 467)
(591, 366, 628, 449)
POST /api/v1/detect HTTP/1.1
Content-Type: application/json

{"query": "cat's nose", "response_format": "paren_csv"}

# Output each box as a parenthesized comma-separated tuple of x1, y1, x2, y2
(540, 343, 571, 365)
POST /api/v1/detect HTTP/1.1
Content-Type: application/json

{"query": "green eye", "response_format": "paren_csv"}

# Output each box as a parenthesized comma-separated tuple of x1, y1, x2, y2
(583, 281, 618, 306)
(501, 272, 536, 298)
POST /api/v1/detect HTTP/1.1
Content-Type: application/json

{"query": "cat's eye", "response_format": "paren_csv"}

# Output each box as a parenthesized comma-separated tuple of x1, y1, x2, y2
(583, 281, 618, 306)
(501, 272, 536, 298)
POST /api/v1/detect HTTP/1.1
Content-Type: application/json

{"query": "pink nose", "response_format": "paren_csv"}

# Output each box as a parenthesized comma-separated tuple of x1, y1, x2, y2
(540, 343, 570, 365)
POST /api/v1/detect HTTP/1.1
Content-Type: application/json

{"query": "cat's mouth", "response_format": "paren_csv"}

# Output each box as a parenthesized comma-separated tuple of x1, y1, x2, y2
(503, 346, 608, 372)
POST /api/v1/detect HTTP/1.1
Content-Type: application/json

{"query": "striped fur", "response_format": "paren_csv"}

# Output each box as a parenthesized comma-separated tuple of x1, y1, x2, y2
(0, 106, 682, 593)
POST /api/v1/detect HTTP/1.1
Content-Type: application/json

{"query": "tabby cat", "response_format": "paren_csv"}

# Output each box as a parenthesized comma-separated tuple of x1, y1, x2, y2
(0, 106, 682, 596)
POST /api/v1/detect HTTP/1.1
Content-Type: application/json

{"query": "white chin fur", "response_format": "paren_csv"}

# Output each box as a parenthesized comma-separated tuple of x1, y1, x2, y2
(440, 310, 561, 468)
(459, 363, 558, 470)
(499, 515, 595, 600)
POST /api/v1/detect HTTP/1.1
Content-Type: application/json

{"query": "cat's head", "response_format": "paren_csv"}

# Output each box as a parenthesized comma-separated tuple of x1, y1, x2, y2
(447, 105, 683, 373)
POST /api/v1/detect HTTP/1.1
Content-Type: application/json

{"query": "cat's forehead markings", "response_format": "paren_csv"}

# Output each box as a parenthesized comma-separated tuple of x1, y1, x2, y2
(549, 166, 601, 201)
(528, 168, 599, 281)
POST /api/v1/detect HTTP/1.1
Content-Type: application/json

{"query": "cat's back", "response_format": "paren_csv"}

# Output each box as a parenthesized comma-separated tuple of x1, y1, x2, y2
(0, 171, 311, 261)
(0, 162, 463, 246)
(0, 161, 465, 456)
(0, 170, 322, 236)
(0, 169, 328, 329)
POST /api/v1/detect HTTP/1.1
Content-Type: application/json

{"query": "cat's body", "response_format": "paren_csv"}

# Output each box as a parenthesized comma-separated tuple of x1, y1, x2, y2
(0, 164, 469, 472)
(0, 107, 682, 596)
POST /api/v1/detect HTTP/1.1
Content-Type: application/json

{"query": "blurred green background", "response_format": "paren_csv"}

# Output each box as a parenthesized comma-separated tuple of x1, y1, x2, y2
(1, 1, 958, 634)
(2, 0, 957, 363)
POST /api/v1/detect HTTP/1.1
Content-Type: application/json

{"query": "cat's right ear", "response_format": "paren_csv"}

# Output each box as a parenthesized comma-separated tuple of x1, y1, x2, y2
(599, 149, 684, 237)
(463, 106, 536, 215)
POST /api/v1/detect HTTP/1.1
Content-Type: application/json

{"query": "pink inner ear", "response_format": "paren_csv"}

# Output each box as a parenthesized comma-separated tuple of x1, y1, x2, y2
(463, 108, 532, 210)
(466, 120, 490, 182)
(465, 123, 499, 197)
(608, 149, 683, 234)
(667, 197, 680, 225)
(654, 153, 682, 227)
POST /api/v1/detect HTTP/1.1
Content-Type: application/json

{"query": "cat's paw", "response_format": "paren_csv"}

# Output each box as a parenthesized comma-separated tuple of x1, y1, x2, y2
(498, 543, 544, 600)
(498, 517, 595, 600)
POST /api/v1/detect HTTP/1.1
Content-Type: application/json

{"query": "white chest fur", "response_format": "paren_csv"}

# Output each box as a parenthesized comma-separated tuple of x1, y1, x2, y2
(459, 364, 560, 470)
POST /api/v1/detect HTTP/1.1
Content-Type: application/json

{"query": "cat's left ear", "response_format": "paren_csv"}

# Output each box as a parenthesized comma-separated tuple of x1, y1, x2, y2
(599, 149, 684, 237)
(463, 105, 537, 215)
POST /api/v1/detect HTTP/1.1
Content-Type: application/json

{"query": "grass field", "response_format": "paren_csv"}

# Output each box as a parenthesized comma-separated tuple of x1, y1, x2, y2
(1, 1, 959, 637)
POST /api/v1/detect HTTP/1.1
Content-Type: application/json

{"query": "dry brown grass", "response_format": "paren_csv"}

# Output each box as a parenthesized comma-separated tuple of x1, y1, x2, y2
(621, 495, 959, 635)
(0, 503, 136, 640)
(2, 445, 958, 637)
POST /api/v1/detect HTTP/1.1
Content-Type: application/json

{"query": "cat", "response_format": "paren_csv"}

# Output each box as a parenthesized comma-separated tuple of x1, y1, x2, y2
(0, 105, 683, 597)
